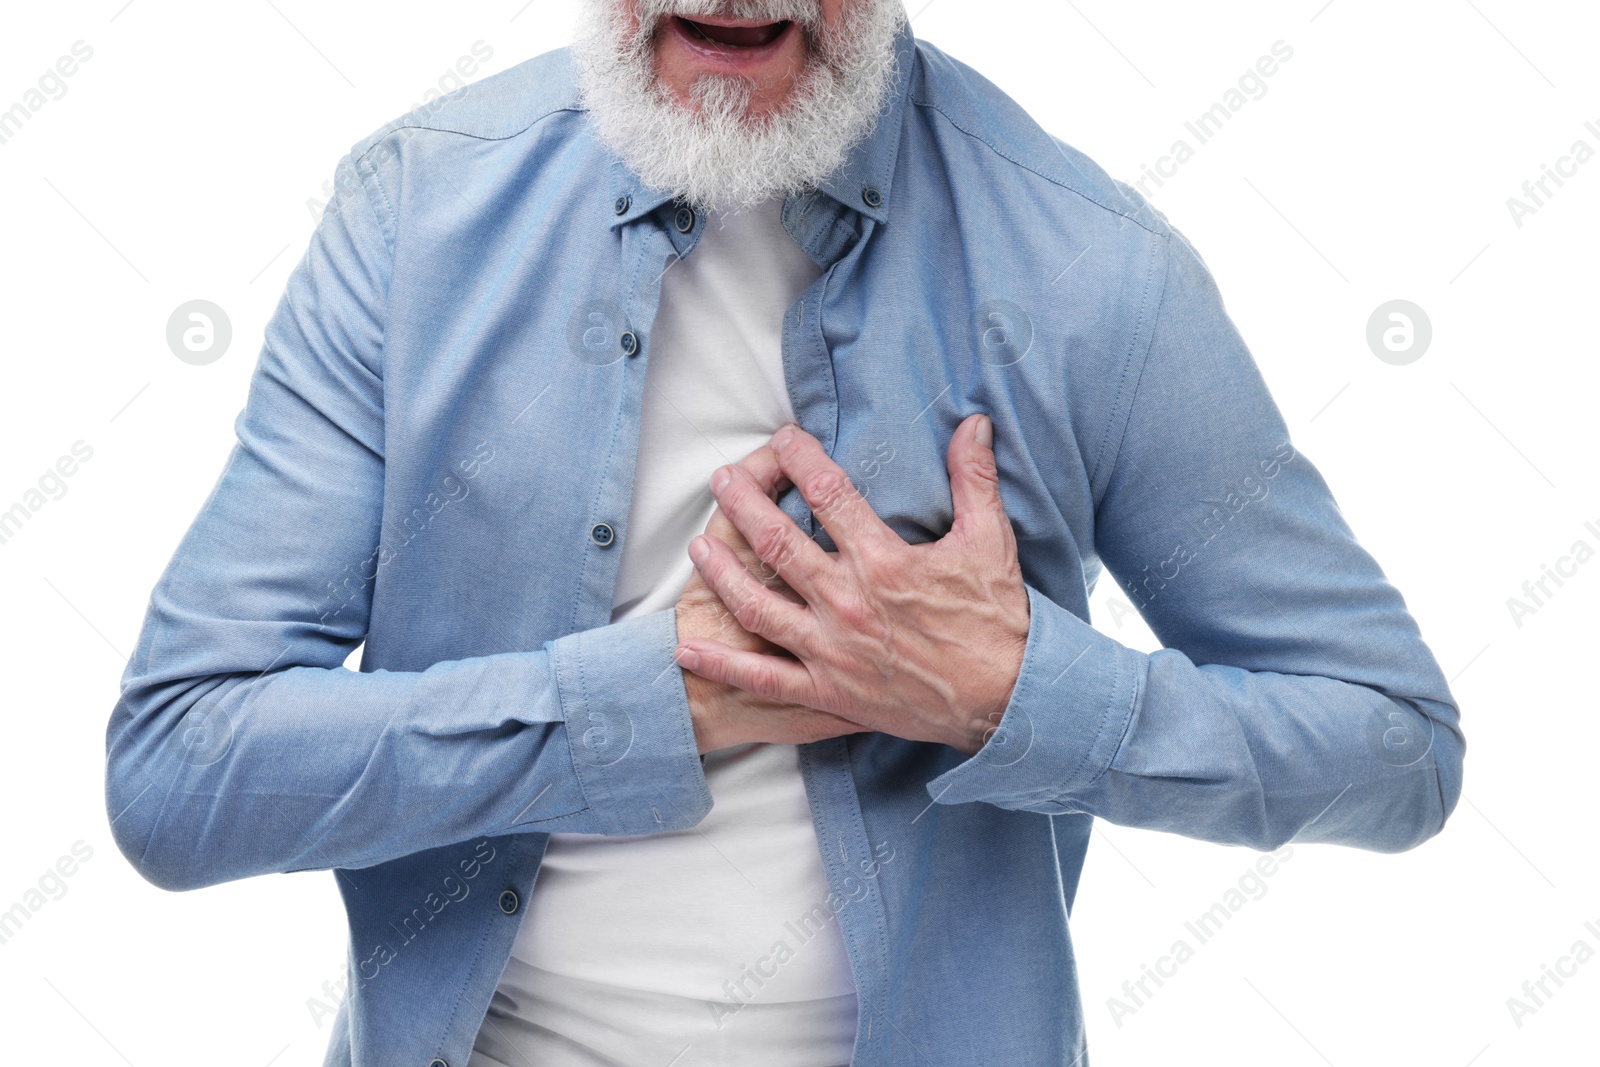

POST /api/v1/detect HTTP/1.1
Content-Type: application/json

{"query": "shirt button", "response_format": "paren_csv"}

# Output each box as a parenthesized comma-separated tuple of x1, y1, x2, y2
(862, 186, 883, 209)
(613, 194, 630, 215)
(428, 1060, 448, 1067)
(620, 330, 639, 357)
(590, 523, 616, 548)
(498, 889, 520, 915)
(674, 205, 696, 233)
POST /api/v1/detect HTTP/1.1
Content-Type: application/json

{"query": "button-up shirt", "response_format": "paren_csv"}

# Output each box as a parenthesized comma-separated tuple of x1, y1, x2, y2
(107, 22, 1464, 1067)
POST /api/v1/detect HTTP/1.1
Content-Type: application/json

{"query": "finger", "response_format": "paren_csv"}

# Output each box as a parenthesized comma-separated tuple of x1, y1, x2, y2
(947, 413, 1009, 548)
(703, 444, 783, 555)
(709, 464, 832, 599)
(731, 442, 791, 502)
(690, 532, 814, 650)
(769, 424, 899, 556)
(674, 638, 815, 706)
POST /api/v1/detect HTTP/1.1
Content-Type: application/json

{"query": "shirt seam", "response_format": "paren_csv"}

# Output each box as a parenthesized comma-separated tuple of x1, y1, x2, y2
(908, 96, 1165, 238)
(355, 103, 583, 159)
(356, 152, 398, 241)
(1089, 234, 1172, 508)
(551, 637, 603, 830)
(1065, 641, 1142, 796)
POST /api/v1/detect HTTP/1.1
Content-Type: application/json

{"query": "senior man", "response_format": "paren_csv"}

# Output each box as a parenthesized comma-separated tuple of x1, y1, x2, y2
(107, 1, 1464, 1065)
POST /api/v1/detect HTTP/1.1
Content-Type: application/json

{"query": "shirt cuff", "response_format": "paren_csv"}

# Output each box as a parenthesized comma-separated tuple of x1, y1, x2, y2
(550, 608, 712, 835)
(925, 584, 1143, 809)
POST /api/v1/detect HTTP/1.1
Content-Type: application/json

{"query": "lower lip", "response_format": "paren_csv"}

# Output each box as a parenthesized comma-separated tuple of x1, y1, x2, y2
(665, 16, 799, 72)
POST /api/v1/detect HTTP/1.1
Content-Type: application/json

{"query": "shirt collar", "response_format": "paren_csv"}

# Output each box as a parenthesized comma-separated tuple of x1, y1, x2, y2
(605, 18, 917, 229)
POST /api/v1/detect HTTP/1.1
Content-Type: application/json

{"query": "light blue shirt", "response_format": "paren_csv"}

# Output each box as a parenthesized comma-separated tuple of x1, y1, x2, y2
(107, 22, 1464, 1067)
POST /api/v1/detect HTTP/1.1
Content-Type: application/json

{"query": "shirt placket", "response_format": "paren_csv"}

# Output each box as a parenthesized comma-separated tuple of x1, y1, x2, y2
(569, 203, 695, 632)
(782, 191, 895, 1067)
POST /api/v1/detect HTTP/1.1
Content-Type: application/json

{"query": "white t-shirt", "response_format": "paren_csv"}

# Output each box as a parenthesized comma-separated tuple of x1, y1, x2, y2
(469, 198, 857, 1067)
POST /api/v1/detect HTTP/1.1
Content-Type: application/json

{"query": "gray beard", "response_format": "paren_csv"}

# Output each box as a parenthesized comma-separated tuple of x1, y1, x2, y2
(573, 0, 906, 214)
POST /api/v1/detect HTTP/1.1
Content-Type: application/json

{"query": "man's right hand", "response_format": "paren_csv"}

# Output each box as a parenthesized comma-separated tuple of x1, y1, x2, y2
(676, 442, 866, 754)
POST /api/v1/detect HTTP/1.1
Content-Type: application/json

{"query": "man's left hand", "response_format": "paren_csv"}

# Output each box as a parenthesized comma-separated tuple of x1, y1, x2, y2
(673, 414, 1030, 756)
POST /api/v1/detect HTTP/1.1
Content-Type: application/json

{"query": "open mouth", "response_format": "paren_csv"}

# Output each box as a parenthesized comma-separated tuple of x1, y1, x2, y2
(672, 15, 795, 52)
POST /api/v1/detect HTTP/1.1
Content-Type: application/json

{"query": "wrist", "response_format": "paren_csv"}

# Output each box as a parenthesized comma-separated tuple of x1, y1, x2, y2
(684, 668, 738, 754)
(953, 634, 1025, 756)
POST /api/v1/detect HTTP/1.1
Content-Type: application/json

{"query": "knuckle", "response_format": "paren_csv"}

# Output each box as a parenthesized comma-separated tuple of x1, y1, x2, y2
(729, 588, 770, 634)
(854, 533, 896, 570)
(968, 457, 1002, 492)
(752, 522, 792, 566)
(808, 470, 859, 520)
(748, 661, 782, 697)
(832, 588, 874, 631)
(721, 473, 754, 511)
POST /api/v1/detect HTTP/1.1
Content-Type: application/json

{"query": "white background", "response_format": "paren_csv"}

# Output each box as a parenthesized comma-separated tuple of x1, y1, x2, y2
(1, 1, 1595, 1064)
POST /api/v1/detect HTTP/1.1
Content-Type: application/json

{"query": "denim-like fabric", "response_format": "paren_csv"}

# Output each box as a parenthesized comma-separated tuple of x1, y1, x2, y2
(107, 22, 1463, 1067)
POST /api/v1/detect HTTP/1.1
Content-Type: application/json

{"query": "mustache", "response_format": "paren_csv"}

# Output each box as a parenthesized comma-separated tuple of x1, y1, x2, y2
(635, 0, 825, 33)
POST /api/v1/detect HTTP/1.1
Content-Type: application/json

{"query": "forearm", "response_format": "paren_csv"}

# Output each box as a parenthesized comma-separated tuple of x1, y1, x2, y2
(926, 586, 1460, 851)
(927, 218, 1463, 852)
(107, 604, 710, 891)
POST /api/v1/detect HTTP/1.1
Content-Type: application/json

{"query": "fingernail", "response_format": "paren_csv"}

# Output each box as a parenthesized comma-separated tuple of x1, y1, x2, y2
(771, 423, 798, 451)
(710, 467, 731, 494)
(675, 647, 700, 670)
(975, 414, 993, 449)
(688, 536, 709, 565)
